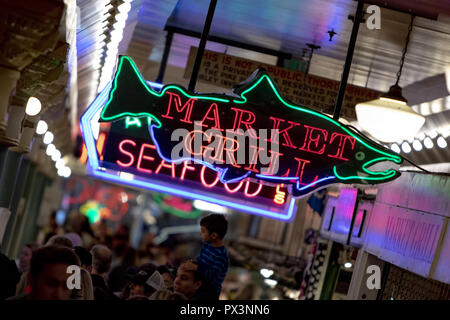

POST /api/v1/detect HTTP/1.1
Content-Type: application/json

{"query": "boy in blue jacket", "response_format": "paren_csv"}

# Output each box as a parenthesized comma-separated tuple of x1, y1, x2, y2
(183, 214, 229, 300)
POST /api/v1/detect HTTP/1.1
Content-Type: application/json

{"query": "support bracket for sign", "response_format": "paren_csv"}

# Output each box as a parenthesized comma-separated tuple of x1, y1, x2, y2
(333, 0, 365, 120)
(188, 0, 217, 92)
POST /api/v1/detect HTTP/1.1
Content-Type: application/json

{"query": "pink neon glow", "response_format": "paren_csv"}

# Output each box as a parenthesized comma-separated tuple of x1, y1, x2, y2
(117, 139, 136, 167)
(136, 143, 156, 174)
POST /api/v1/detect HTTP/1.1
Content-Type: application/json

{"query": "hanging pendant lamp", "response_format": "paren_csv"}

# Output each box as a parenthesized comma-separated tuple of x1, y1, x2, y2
(356, 15, 425, 143)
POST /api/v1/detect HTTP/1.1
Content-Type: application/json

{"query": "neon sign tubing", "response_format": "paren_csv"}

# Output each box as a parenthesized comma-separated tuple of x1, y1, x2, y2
(80, 82, 297, 221)
(102, 57, 401, 191)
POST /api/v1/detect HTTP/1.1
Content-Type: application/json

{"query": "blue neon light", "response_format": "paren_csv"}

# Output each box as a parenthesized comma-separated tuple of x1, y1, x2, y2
(80, 80, 297, 221)
(93, 170, 296, 221)
(296, 176, 335, 191)
(256, 174, 299, 181)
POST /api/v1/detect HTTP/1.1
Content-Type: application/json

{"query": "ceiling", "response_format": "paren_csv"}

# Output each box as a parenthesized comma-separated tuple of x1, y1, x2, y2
(73, 0, 450, 167)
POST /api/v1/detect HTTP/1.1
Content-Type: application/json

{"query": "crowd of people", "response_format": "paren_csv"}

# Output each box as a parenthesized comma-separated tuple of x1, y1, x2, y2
(0, 211, 230, 301)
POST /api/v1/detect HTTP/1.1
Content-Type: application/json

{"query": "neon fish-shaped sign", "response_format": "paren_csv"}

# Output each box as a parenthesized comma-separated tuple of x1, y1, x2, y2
(97, 56, 403, 197)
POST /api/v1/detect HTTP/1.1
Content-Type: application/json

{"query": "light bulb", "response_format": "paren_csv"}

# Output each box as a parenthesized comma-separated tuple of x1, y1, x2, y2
(193, 200, 228, 214)
(355, 99, 425, 142)
(437, 136, 447, 149)
(264, 279, 277, 288)
(118, 2, 131, 13)
(62, 167, 71, 178)
(36, 120, 48, 135)
(46, 144, 56, 156)
(429, 131, 438, 139)
(43, 131, 54, 144)
(260, 269, 274, 278)
(51, 149, 61, 161)
(401, 142, 411, 153)
(344, 262, 352, 269)
(115, 12, 128, 23)
(412, 140, 422, 151)
(25, 97, 42, 116)
(56, 159, 65, 169)
(424, 137, 434, 149)
(390, 144, 401, 154)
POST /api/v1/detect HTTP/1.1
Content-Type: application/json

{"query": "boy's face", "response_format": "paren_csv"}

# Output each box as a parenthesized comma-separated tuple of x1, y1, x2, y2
(200, 226, 214, 242)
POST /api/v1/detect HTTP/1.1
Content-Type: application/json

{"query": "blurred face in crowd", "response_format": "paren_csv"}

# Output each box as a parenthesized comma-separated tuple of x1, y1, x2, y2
(161, 272, 174, 289)
(28, 263, 72, 300)
(129, 282, 145, 297)
(19, 246, 33, 273)
(174, 266, 201, 298)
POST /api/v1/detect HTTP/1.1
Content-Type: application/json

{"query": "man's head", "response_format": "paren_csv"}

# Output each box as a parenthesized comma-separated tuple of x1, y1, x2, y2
(200, 214, 228, 243)
(74, 246, 92, 273)
(18, 243, 38, 273)
(90, 244, 112, 276)
(45, 235, 73, 248)
(173, 262, 202, 299)
(28, 246, 80, 300)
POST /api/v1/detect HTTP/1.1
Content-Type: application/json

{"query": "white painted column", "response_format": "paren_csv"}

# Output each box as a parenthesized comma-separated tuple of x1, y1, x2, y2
(0, 67, 20, 132)
(347, 249, 386, 300)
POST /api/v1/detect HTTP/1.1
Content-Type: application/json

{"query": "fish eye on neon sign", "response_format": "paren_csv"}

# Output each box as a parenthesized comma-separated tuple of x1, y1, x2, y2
(97, 56, 402, 196)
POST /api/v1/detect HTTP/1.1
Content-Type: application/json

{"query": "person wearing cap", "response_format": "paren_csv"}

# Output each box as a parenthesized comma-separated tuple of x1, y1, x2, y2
(157, 265, 176, 291)
(127, 264, 165, 299)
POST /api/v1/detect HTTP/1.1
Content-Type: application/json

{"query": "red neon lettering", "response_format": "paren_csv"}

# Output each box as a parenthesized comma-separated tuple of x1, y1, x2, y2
(201, 103, 223, 131)
(299, 125, 328, 155)
(184, 130, 208, 156)
(229, 107, 257, 138)
(161, 92, 195, 124)
(117, 139, 136, 167)
(180, 161, 195, 181)
(268, 116, 300, 149)
(137, 143, 156, 174)
(244, 145, 263, 172)
(244, 180, 263, 197)
(224, 180, 244, 193)
(327, 132, 355, 161)
(155, 160, 176, 178)
(294, 157, 319, 186)
(202, 132, 224, 164)
(200, 166, 220, 188)
(260, 150, 283, 175)
(223, 136, 241, 168)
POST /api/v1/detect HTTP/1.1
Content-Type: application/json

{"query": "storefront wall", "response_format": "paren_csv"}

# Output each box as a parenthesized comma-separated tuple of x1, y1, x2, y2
(318, 171, 450, 300)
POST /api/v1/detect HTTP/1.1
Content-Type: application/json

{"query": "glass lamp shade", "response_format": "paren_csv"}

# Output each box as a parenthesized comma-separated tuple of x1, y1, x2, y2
(356, 97, 425, 143)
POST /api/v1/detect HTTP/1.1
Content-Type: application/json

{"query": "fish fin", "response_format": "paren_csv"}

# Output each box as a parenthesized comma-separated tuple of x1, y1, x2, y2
(100, 56, 158, 123)
(232, 68, 285, 106)
(220, 168, 251, 184)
